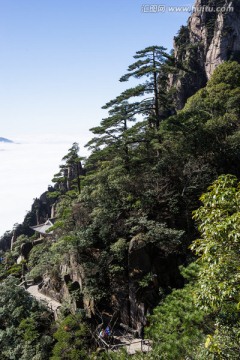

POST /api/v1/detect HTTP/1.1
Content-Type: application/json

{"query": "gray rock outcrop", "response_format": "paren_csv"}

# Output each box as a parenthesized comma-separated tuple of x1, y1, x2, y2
(170, 0, 240, 108)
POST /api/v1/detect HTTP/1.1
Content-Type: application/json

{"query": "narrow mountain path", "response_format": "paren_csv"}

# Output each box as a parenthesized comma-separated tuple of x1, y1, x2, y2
(112, 336, 152, 354)
(27, 285, 61, 312)
(27, 286, 151, 354)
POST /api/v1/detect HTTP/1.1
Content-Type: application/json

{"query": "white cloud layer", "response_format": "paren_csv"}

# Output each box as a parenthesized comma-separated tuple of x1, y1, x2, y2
(0, 134, 90, 236)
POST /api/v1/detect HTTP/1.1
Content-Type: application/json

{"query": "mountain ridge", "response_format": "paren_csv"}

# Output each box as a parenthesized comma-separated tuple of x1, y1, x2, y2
(0, 137, 13, 143)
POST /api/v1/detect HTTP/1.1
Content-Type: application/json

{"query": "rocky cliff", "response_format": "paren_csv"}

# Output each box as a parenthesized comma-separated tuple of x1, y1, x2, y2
(170, 0, 240, 108)
(37, 238, 184, 333)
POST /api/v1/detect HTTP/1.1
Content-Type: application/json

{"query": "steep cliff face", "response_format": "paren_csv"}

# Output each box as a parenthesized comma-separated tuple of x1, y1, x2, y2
(37, 239, 183, 332)
(171, 0, 240, 108)
(39, 252, 88, 315)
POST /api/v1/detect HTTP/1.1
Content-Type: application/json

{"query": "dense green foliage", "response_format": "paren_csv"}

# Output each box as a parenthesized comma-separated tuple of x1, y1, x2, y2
(1, 50, 240, 359)
(0, 277, 53, 359)
(147, 174, 240, 359)
(51, 313, 92, 359)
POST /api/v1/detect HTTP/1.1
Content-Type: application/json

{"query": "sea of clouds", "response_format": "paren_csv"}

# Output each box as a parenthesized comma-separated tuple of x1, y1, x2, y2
(0, 133, 90, 236)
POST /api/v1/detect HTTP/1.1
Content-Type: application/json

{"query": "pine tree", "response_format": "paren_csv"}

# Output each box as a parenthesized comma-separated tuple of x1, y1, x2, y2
(52, 143, 84, 196)
(86, 101, 139, 170)
(104, 46, 173, 130)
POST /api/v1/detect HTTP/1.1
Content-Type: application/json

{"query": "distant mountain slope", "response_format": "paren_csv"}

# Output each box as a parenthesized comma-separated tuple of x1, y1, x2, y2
(0, 137, 13, 143)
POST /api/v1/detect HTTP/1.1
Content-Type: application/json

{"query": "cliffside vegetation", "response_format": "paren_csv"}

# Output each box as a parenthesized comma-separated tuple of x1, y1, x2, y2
(1, 50, 240, 358)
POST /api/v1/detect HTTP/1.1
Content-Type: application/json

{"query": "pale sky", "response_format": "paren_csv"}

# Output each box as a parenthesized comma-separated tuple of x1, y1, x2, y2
(0, 0, 191, 236)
